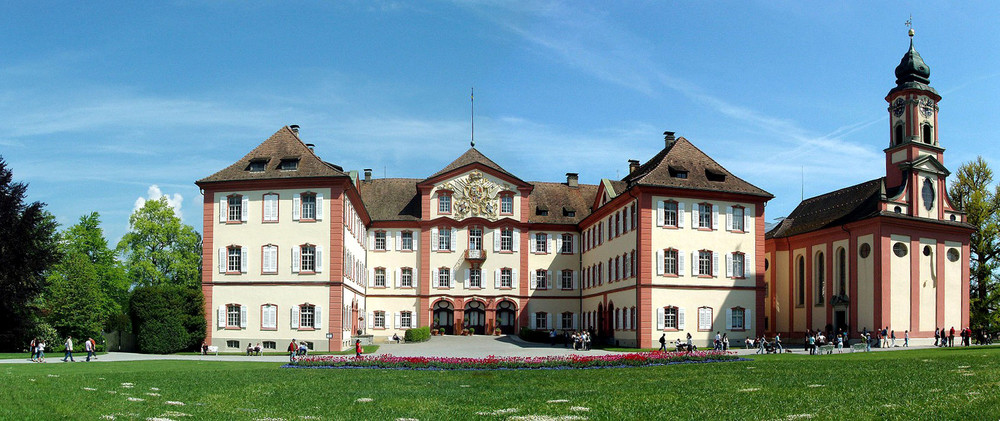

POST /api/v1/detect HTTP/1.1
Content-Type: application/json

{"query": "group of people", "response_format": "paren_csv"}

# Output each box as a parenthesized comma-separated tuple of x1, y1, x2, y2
(935, 326, 976, 347)
(28, 336, 98, 363)
(748, 333, 782, 354)
(245, 342, 263, 356)
(568, 331, 592, 351)
(658, 333, 696, 353)
(712, 332, 730, 351)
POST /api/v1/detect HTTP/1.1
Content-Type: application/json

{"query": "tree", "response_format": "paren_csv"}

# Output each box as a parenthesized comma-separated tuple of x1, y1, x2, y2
(0, 157, 60, 351)
(129, 285, 205, 353)
(949, 156, 1000, 333)
(43, 212, 130, 338)
(117, 197, 202, 288)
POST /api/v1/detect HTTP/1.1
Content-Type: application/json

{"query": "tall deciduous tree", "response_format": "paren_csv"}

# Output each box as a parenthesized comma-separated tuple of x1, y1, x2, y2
(117, 197, 202, 288)
(949, 156, 1000, 332)
(0, 157, 60, 351)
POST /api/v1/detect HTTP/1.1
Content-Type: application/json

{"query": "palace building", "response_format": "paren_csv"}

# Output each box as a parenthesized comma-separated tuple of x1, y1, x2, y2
(196, 33, 970, 351)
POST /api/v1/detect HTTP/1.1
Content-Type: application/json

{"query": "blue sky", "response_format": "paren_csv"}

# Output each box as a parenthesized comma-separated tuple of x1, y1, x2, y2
(2, 1, 998, 243)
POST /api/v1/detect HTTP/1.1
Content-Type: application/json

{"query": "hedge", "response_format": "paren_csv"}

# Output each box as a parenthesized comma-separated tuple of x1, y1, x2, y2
(129, 285, 205, 354)
(404, 326, 431, 343)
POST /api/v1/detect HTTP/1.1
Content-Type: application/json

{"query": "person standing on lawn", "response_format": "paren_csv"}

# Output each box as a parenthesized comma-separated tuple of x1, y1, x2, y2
(658, 333, 666, 352)
(29, 338, 37, 362)
(36, 340, 45, 362)
(355, 339, 363, 357)
(62, 336, 75, 362)
(549, 329, 557, 346)
(949, 327, 955, 347)
(287, 338, 297, 362)
(84, 337, 94, 362)
(890, 330, 896, 347)
(903, 330, 909, 347)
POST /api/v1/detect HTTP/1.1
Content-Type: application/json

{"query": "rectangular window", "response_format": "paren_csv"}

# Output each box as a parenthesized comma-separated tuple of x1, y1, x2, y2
(227, 304, 241, 328)
(561, 313, 574, 330)
(301, 245, 316, 272)
(438, 268, 450, 288)
(227, 247, 241, 273)
(500, 195, 513, 214)
(262, 193, 278, 222)
(439, 228, 452, 251)
(226, 340, 240, 349)
(698, 307, 713, 331)
(261, 304, 277, 330)
(535, 312, 547, 329)
(401, 268, 413, 288)
(374, 268, 386, 287)
(664, 201, 678, 227)
(664, 307, 678, 329)
(469, 269, 482, 288)
(699, 251, 712, 276)
(501, 268, 513, 288)
(401, 311, 412, 328)
(732, 253, 745, 278)
(374, 232, 387, 251)
(228, 196, 242, 222)
(561, 270, 573, 290)
(401, 231, 414, 251)
(535, 270, 547, 289)
(561, 233, 573, 254)
(374, 311, 385, 328)
(438, 193, 451, 213)
(301, 194, 316, 220)
(469, 228, 482, 251)
(262, 341, 276, 350)
(731, 207, 745, 231)
(731, 308, 745, 330)
(535, 233, 547, 253)
(300, 305, 315, 329)
(665, 249, 678, 275)
(501, 229, 513, 252)
(699, 203, 712, 228)
(262, 245, 278, 274)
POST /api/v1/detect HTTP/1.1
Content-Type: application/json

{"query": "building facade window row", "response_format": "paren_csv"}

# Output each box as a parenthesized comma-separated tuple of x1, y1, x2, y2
(655, 200, 750, 233)
(217, 303, 321, 331)
(655, 306, 750, 331)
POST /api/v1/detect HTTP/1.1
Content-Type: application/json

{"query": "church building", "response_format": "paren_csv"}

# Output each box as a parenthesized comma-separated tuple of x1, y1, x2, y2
(196, 32, 970, 351)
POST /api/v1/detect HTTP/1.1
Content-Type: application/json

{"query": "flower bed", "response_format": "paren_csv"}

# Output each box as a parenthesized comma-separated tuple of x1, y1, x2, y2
(285, 351, 740, 370)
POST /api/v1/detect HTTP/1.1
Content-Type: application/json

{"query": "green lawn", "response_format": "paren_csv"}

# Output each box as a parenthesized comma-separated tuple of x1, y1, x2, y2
(0, 352, 107, 360)
(1, 347, 997, 419)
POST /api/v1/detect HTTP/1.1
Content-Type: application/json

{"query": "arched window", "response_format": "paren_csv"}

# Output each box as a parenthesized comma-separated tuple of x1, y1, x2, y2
(837, 247, 847, 296)
(797, 256, 806, 306)
(815, 252, 825, 305)
(922, 124, 933, 144)
(894, 124, 904, 146)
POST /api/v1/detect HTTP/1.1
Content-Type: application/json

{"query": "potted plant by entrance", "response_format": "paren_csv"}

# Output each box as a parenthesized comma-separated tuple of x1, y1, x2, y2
(494, 327, 502, 336)
(439, 328, 446, 336)
(468, 327, 474, 336)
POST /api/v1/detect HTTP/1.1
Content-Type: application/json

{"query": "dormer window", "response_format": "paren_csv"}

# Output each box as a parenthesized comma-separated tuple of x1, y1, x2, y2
(246, 159, 268, 172)
(706, 169, 726, 182)
(668, 165, 688, 179)
(563, 207, 576, 217)
(535, 205, 548, 217)
(278, 158, 299, 171)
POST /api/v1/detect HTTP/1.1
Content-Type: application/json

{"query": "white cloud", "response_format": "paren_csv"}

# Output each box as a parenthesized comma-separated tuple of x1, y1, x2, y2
(134, 185, 184, 221)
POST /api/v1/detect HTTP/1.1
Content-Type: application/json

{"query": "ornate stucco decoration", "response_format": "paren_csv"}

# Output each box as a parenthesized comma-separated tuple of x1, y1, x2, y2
(441, 171, 509, 220)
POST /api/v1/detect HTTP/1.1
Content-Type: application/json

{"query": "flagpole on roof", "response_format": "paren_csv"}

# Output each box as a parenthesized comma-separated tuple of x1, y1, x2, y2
(471, 87, 475, 148)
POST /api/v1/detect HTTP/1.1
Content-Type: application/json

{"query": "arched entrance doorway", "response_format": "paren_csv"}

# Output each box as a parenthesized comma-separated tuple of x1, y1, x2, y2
(433, 301, 455, 335)
(496, 300, 517, 334)
(465, 300, 486, 334)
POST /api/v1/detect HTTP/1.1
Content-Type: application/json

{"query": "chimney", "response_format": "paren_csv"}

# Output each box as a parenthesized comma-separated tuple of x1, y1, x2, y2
(364, 168, 372, 182)
(566, 172, 579, 188)
(628, 160, 640, 174)
(663, 131, 676, 148)
(290, 124, 300, 135)
(305, 143, 315, 152)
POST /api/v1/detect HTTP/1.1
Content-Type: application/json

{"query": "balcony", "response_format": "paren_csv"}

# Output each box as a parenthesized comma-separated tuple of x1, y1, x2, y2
(465, 249, 486, 265)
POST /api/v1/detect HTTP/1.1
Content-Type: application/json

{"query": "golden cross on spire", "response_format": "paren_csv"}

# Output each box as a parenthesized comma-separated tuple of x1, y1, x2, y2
(905, 15, 914, 38)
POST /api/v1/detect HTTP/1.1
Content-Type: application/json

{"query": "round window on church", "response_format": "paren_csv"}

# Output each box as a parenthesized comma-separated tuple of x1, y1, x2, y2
(893, 242, 908, 258)
(894, 206, 902, 213)
(950, 214, 957, 221)
(947, 248, 960, 262)
(859, 243, 871, 258)
(923, 245, 932, 256)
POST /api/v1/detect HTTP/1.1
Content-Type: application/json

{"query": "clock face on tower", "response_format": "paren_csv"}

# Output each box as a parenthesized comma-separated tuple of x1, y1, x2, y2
(893, 98, 906, 117)
(920, 98, 935, 118)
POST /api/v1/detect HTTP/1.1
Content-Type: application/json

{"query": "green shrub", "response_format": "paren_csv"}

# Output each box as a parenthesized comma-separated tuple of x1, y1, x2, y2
(130, 285, 205, 354)
(404, 326, 431, 343)
(518, 327, 550, 343)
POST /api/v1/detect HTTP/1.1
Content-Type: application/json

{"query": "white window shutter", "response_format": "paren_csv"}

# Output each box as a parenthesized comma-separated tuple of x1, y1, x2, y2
(314, 305, 322, 329)
(746, 260, 755, 281)
(546, 270, 552, 289)
(656, 200, 664, 227)
(726, 309, 733, 330)
(548, 234, 554, 254)
(572, 235, 578, 254)
(292, 194, 301, 221)
(572, 271, 578, 290)
(493, 230, 501, 251)
(726, 206, 733, 231)
(745, 309, 752, 331)
(556, 235, 563, 253)
(678, 251, 685, 276)
(240, 249, 248, 273)
(367, 312, 374, 329)
(450, 230, 456, 251)
(464, 269, 470, 289)
(395, 232, 402, 251)
(692, 251, 698, 275)
(529, 271, 536, 290)
(431, 228, 439, 251)
(240, 196, 249, 222)
(678, 308, 686, 330)
(512, 229, 520, 251)
(292, 247, 300, 273)
(494, 269, 500, 288)
(368, 231, 375, 250)
(512, 268, 519, 286)
(219, 197, 227, 222)
(413, 231, 419, 250)
(236, 305, 246, 328)
(218, 248, 225, 273)
(449, 269, 455, 289)
(368, 268, 374, 287)
(624, 210, 630, 231)
(572, 313, 578, 330)
(712, 205, 718, 229)
(546, 314, 552, 330)
(218, 305, 226, 328)
(656, 307, 665, 330)
(394, 312, 401, 329)
(291, 307, 299, 329)
(386, 232, 393, 251)
(412, 270, 418, 289)
(315, 245, 323, 273)
(432, 269, 439, 288)
(315, 193, 323, 221)
(692, 206, 699, 229)
(745, 209, 752, 233)
(656, 250, 664, 276)
(679, 202, 686, 228)
(713, 252, 719, 277)
(395, 269, 401, 288)
(530, 314, 537, 330)
(726, 253, 733, 278)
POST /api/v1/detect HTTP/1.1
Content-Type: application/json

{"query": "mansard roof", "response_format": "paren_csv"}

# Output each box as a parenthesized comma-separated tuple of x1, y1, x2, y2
(766, 178, 883, 239)
(197, 126, 348, 185)
(358, 178, 422, 222)
(621, 137, 772, 198)
(422, 147, 527, 185)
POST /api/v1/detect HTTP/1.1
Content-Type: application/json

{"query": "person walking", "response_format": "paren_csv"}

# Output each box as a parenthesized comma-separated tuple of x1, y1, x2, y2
(685, 333, 693, 353)
(756, 336, 766, 354)
(287, 338, 297, 362)
(722, 333, 729, 351)
(85, 337, 94, 362)
(549, 329, 557, 346)
(836, 334, 844, 353)
(29, 338, 37, 362)
(62, 336, 75, 362)
(354, 339, 363, 357)
(890, 330, 896, 348)
(903, 330, 909, 347)
(36, 340, 45, 362)
(658, 333, 667, 352)
(949, 327, 955, 347)
(934, 328, 940, 347)
(774, 333, 783, 352)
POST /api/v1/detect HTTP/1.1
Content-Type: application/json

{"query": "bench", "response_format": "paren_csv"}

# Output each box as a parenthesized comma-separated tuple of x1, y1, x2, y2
(818, 345, 834, 355)
(206, 346, 219, 356)
(851, 343, 867, 353)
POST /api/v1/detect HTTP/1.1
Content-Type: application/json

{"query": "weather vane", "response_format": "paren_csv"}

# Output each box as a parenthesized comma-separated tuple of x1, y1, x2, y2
(905, 15, 914, 38)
